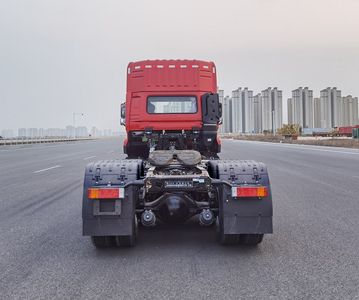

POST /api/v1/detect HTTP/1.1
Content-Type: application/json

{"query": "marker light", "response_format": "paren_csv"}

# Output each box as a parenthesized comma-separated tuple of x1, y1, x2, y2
(87, 188, 124, 199)
(232, 186, 268, 198)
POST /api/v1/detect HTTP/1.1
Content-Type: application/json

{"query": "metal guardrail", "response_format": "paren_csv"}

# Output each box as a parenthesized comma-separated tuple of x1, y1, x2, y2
(0, 137, 93, 146)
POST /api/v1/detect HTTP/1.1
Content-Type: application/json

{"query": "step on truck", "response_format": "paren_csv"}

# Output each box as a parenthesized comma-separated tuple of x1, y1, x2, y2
(82, 59, 273, 248)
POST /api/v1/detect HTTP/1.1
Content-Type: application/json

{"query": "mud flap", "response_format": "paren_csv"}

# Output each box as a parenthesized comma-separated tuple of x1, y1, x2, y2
(83, 185, 137, 236)
(82, 160, 142, 236)
(215, 160, 273, 235)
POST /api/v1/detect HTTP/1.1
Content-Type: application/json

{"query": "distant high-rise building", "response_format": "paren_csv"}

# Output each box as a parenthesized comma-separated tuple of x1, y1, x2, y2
(27, 128, 38, 138)
(222, 95, 232, 133)
(1, 129, 14, 138)
(313, 98, 321, 128)
(217, 87, 357, 133)
(231, 88, 242, 133)
(320, 87, 341, 128)
(66, 125, 75, 137)
(288, 87, 314, 128)
(18, 128, 26, 137)
(261, 87, 283, 133)
(287, 98, 293, 125)
(272, 88, 283, 132)
(341, 95, 359, 126)
(76, 126, 89, 137)
(47, 128, 65, 137)
(253, 93, 262, 133)
(38, 128, 45, 137)
(261, 89, 272, 132)
(231, 87, 254, 133)
(91, 126, 102, 137)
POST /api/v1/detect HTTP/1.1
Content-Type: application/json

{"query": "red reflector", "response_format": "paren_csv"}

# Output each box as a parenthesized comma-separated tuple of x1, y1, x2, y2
(232, 186, 268, 198)
(87, 188, 124, 199)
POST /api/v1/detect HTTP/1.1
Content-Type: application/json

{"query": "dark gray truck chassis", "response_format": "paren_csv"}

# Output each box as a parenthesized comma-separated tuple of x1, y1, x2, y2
(82, 151, 273, 248)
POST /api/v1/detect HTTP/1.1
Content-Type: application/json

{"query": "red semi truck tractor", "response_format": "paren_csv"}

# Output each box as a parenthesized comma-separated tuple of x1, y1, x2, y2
(82, 60, 273, 248)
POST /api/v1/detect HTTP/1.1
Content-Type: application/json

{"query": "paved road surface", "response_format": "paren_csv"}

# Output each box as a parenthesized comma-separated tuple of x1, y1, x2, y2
(1, 138, 358, 299)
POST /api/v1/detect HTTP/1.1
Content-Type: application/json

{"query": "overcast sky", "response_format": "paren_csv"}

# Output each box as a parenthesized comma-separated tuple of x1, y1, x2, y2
(1, 0, 359, 131)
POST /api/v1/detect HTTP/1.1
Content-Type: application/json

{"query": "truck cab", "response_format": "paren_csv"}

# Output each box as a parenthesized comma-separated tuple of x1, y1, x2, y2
(82, 59, 273, 248)
(122, 60, 222, 158)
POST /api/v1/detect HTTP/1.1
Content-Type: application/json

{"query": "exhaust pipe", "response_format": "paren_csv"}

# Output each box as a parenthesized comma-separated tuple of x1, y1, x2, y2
(199, 209, 214, 226)
(141, 210, 156, 227)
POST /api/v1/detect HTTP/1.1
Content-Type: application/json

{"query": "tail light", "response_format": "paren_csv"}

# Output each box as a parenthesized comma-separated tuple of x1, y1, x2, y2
(87, 187, 124, 199)
(232, 186, 268, 198)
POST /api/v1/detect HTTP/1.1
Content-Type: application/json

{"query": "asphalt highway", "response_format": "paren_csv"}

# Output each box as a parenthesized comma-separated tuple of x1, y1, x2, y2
(1, 138, 359, 299)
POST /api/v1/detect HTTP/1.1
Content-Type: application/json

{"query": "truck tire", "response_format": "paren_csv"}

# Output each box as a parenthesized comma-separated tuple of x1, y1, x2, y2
(238, 234, 264, 245)
(91, 236, 116, 248)
(115, 215, 138, 247)
(218, 233, 241, 245)
(216, 216, 240, 245)
(215, 161, 272, 246)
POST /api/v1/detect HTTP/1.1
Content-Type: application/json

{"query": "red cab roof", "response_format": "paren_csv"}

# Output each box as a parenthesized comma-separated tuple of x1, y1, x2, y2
(127, 59, 217, 94)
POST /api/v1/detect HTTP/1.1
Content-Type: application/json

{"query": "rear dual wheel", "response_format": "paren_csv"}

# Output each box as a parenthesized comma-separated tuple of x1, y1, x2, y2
(115, 215, 138, 247)
(91, 236, 115, 248)
(216, 216, 263, 246)
(218, 232, 263, 246)
(91, 216, 138, 248)
(238, 233, 263, 245)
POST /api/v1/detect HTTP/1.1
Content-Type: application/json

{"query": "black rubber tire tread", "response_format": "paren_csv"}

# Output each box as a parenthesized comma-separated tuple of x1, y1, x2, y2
(216, 216, 240, 245)
(238, 234, 264, 245)
(116, 235, 135, 247)
(91, 236, 116, 248)
(115, 215, 138, 247)
(219, 234, 241, 245)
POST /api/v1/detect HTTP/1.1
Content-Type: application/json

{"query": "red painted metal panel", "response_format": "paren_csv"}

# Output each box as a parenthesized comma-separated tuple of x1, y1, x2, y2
(125, 59, 217, 132)
(127, 60, 217, 93)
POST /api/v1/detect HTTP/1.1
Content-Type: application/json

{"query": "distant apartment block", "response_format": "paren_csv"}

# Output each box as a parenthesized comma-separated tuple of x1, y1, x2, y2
(38, 128, 45, 137)
(231, 87, 254, 133)
(216, 86, 357, 134)
(231, 88, 242, 133)
(287, 87, 314, 128)
(28, 128, 39, 138)
(77, 126, 89, 137)
(341, 95, 359, 126)
(320, 87, 341, 128)
(318, 88, 359, 128)
(1, 129, 14, 138)
(219, 87, 283, 134)
(222, 95, 232, 133)
(261, 87, 283, 133)
(313, 98, 321, 128)
(253, 93, 262, 133)
(288, 88, 358, 129)
(18, 128, 27, 137)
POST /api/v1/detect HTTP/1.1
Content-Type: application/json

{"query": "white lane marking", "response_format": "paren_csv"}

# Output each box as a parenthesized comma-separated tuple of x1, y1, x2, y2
(230, 140, 359, 155)
(33, 165, 61, 174)
(83, 156, 96, 160)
